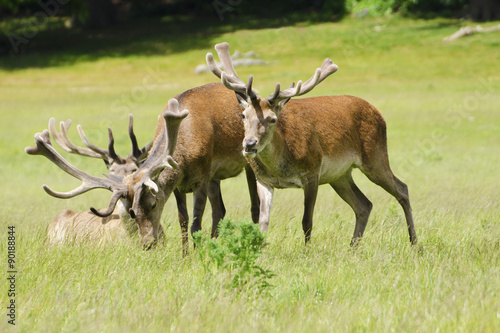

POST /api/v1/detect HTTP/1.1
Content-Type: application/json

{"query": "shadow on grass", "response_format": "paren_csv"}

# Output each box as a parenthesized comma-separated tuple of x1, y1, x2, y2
(412, 19, 461, 31)
(0, 11, 342, 71)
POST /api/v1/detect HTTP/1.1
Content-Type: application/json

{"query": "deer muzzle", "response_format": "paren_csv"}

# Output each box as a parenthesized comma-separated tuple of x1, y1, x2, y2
(243, 139, 258, 158)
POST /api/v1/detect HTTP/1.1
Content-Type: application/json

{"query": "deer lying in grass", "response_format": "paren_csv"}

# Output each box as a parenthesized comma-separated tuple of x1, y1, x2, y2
(46, 209, 136, 246)
(27, 93, 260, 251)
(44, 115, 159, 245)
(206, 42, 418, 246)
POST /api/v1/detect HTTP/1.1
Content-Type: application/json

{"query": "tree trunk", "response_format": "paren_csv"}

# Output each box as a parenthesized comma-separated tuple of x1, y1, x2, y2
(84, 0, 117, 28)
(469, 0, 500, 21)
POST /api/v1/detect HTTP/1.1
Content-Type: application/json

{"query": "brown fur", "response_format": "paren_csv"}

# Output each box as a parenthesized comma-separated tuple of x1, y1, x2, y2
(46, 210, 137, 246)
(241, 94, 417, 246)
(124, 83, 259, 251)
(206, 42, 415, 246)
(32, 84, 258, 252)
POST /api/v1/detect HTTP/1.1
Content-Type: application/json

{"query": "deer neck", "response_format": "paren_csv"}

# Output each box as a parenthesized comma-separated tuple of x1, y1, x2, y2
(253, 125, 286, 171)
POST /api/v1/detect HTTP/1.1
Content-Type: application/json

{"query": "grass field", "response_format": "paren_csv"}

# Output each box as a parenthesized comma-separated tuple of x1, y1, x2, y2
(0, 14, 499, 332)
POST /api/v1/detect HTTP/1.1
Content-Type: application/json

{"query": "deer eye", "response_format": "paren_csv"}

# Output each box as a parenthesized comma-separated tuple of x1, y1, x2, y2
(241, 113, 246, 120)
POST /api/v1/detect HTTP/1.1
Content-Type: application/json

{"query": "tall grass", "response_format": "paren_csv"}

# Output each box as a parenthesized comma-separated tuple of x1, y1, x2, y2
(0, 16, 499, 332)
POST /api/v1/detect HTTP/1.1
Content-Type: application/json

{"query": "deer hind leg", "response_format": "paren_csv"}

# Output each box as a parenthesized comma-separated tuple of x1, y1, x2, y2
(208, 180, 226, 238)
(361, 161, 418, 245)
(330, 172, 373, 246)
(174, 189, 189, 257)
(245, 164, 260, 224)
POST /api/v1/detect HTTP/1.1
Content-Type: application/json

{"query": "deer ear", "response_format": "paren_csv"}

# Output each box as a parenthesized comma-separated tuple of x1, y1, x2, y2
(235, 91, 249, 108)
(279, 98, 291, 108)
(272, 97, 291, 114)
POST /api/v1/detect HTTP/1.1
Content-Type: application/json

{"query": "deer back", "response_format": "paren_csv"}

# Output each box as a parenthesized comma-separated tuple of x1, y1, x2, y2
(247, 95, 389, 187)
(45, 209, 130, 246)
(159, 83, 247, 192)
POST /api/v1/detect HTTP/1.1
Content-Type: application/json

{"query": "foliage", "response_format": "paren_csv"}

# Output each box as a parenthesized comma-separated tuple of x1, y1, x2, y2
(0, 0, 38, 14)
(0, 0, 347, 23)
(398, 0, 469, 17)
(346, 0, 470, 18)
(1, 0, 497, 28)
(193, 219, 274, 294)
(346, 0, 399, 17)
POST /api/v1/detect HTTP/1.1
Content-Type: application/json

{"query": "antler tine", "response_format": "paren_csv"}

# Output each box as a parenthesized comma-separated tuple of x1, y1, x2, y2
(246, 75, 258, 101)
(48, 118, 102, 159)
(208, 42, 260, 100)
(163, 98, 189, 168)
(268, 82, 281, 101)
(290, 68, 320, 97)
(221, 72, 248, 94)
(106, 127, 120, 162)
(267, 80, 303, 101)
(318, 58, 339, 84)
(207, 50, 242, 85)
(77, 125, 113, 162)
(129, 98, 189, 217)
(128, 114, 142, 160)
(206, 52, 223, 79)
(267, 58, 338, 103)
(25, 130, 127, 200)
(90, 191, 124, 217)
(138, 141, 153, 161)
(128, 114, 153, 161)
(214, 42, 241, 80)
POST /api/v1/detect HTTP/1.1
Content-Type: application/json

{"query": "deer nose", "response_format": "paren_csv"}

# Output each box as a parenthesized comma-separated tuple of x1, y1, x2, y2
(140, 235, 157, 250)
(244, 139, 257, 149)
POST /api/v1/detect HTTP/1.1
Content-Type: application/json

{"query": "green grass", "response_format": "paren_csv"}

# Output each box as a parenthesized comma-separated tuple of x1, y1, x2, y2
(1, 15, 499, 332)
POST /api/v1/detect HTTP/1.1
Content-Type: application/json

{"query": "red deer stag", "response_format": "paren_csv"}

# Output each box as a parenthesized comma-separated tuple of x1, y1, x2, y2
(45, 115, 161, 245)
(27, 93, 260, 251)
(27, 99, 188, 249)
(206, 42, 417, 246)
(47, 112, 255, 253)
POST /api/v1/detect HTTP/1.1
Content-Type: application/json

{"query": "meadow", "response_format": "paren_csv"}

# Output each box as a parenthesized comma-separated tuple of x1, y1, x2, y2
(0, 14, 499, 332)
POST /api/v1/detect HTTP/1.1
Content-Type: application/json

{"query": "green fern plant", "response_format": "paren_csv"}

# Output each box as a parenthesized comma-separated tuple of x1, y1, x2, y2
(193, 219, 274, 294)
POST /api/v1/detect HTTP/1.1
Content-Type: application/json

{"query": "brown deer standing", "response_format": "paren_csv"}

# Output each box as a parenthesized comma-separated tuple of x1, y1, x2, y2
(45, 115, 158, 245)
(27, 92, 260, 251)
(206, 42, 417, 246)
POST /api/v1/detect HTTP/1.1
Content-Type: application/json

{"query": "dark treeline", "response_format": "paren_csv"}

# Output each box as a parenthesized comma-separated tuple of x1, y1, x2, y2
(0, 0, 499, 28)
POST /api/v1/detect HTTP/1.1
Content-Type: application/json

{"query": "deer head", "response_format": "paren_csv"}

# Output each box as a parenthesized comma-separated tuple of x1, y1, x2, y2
(26, 99, 189, 248)
(206, 42, 338, 158)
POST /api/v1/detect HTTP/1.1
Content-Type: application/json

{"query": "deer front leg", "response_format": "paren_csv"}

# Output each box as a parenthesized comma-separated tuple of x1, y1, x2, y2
(245, 164, 260, 224)
(303, 177, 319, 244)
(191, 183, 208, 238)
(256, 181, 274, 232)
(207, 180, 225, 238)
(173, 189, 189, 257)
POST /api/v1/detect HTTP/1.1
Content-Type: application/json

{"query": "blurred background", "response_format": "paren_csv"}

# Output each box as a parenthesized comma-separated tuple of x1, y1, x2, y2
(0, 0, 498, 58)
